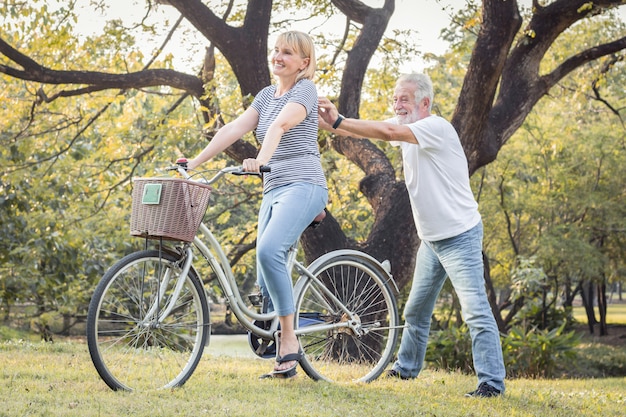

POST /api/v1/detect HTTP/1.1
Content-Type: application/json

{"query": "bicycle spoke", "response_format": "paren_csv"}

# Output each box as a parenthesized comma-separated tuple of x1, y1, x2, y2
(295, 254, 399, 383)
(87, 251, 209, 391)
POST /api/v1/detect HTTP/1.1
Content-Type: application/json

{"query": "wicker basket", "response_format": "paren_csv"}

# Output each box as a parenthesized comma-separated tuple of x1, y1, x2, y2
(130, 177, 212, 242)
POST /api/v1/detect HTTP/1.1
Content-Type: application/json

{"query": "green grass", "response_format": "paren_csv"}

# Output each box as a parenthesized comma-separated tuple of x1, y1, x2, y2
(572, 303, 626, 324)
(1, 302, 623, 416)
(1, 338, 624, 417)
(0, 325, 40, 342)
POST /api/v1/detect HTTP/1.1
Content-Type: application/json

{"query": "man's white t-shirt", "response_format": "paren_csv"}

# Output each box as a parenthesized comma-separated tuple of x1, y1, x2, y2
(389, 115, 481, 242)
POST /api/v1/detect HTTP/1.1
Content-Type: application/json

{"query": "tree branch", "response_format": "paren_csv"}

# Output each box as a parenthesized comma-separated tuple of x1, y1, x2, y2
(452, 0, 522, 169)
(0, 36, 204, 97)
(164, 0, 272, 97)
(590, 54, 625, 126)
(331, 0, 375, 22)
(543, 37, 626, 92)
(465, 0, 626, 173)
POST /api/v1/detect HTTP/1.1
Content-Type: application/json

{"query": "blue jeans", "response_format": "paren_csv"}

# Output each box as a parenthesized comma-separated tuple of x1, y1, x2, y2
(256, 182, 328, 317)
(392, 221, 506, 392)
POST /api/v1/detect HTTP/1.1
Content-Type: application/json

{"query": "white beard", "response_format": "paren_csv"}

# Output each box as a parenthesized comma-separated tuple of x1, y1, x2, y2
(396, 113, 419, 125)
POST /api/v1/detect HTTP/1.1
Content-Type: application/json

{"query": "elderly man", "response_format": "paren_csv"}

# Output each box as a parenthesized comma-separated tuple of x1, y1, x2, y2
(318, 73, 505, 397)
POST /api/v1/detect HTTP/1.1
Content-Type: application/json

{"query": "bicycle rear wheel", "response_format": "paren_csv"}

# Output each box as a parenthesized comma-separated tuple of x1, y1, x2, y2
(86, 249, 209, 391)
(294, 252, 400, 383)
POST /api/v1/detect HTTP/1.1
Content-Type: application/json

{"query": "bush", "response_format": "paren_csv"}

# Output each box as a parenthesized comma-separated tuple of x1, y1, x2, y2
(502, 324, 581, 378)
(425, 323, 581, 378)
(426, 324, 474, 373)
(567, 343, 626, 378)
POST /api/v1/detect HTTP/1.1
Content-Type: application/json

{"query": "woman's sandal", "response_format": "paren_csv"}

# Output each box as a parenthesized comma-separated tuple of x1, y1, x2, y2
(269, 351, 303, 378)
(259, 332, 303, 379)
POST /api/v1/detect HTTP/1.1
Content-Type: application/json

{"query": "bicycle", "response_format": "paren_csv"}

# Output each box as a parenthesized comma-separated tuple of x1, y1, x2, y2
(86, 162, 401, 391)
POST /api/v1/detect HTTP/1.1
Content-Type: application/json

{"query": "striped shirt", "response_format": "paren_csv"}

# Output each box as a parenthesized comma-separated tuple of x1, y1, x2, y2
(251, 79, 327, 193)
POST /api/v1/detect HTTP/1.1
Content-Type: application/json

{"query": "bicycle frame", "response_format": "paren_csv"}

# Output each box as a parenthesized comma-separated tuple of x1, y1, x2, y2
(87, 165, 402, 389)
(192, 223, 278, 339)
(156, 166, 359, 342)
(193, 222, 369, 339)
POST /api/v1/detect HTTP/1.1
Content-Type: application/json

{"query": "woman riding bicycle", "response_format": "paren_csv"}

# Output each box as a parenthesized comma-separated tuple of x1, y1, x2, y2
(186, 30, 327, 379)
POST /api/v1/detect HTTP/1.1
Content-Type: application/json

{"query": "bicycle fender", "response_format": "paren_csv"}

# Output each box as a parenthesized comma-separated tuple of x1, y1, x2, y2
(296, 249, 399, 294)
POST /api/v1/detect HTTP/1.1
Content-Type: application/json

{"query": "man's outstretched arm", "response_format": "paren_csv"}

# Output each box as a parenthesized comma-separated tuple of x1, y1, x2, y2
(318, 97, 417, 144)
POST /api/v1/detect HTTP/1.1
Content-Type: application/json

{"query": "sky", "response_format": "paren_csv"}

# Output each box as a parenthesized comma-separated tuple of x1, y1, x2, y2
(73, 0, 626, 73)
(383, 0, 463, 69)
(74, 0, 466, 72)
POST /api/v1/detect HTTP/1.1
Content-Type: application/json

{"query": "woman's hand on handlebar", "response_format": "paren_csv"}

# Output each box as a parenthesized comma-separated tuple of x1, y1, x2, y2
(172, 156, 270, 178)
(242, 158, 264, 174)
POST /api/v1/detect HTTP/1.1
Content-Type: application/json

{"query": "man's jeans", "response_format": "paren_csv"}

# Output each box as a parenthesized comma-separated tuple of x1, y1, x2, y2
(392, 221, 506, 392)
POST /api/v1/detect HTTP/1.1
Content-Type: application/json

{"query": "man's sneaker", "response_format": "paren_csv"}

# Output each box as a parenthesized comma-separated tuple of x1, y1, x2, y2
(385, 369, 412, 380)
(465, 382, 502, 398)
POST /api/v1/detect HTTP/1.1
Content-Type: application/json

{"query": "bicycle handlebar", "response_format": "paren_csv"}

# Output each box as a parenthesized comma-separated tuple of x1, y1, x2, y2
(170, 158, 270, 185)
(231, 165, 271, 176)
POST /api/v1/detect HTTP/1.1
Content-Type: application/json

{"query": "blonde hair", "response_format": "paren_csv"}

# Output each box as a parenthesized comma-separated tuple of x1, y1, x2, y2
(275, 31, 316, 82)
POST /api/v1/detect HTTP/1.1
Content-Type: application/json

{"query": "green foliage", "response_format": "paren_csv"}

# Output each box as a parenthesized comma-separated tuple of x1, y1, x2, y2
(0, 1, 205, 327)
(502, 324, 581, 378)
(0, 324, 39, 342)
(425, 324, 474, 374)
(426, 322, 582, 379)
(473, 13, 626, 310)
(508, 257, 574, 330)
(570, 343, 626, 378)
(0, 0, 278, 329)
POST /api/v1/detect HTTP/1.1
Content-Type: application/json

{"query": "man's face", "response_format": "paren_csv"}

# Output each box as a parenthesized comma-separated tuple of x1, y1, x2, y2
(392, 82, 423, 125)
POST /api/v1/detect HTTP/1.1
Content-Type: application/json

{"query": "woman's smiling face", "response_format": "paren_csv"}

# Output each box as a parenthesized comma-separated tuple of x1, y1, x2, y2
(271, 42, 308, 78)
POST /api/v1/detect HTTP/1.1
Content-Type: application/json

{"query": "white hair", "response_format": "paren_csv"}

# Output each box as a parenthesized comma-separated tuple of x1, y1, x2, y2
(396, 73, 434, 111)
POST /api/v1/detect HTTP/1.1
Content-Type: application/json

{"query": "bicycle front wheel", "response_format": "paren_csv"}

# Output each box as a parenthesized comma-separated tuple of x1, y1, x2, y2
(86, 249, 209, 391)
(294, 252, 400, 383)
